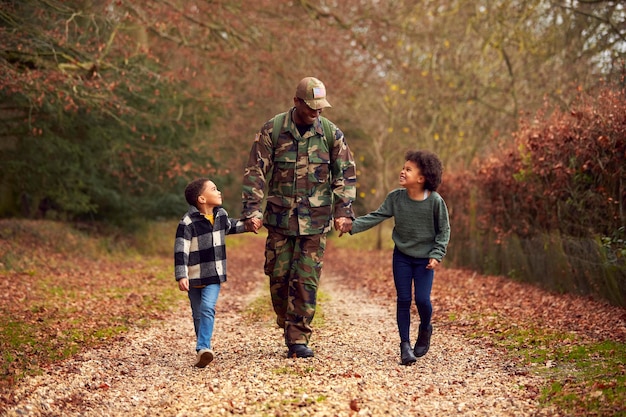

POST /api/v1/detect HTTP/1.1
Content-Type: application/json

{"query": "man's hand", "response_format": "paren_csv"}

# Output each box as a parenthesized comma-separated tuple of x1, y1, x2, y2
(178, 278, 189, 292)
(244, 218, 262, 233)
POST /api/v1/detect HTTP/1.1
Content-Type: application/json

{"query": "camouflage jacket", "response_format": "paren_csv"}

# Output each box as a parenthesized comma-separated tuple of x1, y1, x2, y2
(242, 108, 357, 236)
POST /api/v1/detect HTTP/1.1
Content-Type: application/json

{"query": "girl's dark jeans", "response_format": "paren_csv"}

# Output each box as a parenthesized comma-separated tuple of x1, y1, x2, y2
(392, 247, 434, 342)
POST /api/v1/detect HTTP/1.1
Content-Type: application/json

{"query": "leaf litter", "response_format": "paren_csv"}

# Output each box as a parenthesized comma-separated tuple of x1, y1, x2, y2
(2, 232, 625, 416)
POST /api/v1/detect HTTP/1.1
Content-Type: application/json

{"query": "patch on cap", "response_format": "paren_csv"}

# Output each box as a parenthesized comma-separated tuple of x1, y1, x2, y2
(312, 86, 326, 99)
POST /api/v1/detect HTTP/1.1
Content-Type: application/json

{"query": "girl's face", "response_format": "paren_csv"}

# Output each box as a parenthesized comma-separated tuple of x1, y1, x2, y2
(399, 160, 424, 188)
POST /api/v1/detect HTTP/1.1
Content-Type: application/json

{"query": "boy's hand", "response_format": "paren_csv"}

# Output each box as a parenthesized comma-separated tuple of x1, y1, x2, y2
(426, 258, 440, 270)
(178, 278, 189, 292)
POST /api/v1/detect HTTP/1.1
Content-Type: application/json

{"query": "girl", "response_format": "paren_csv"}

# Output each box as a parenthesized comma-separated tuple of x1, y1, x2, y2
(346, 150, 450, 365)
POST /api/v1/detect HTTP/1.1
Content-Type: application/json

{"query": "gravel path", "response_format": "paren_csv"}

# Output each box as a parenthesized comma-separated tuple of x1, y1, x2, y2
(3, 271, 551, 417)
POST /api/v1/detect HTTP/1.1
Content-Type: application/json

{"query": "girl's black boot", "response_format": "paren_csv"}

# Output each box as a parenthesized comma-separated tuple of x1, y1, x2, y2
(414, 324, 433, 357)
(400, 341, 417, 365)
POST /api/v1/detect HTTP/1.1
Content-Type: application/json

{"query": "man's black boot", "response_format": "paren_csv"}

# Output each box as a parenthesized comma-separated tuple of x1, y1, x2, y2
(414, 324, 433, 357)
(287, 344, 314, 358)
(400, 341, 417, 365)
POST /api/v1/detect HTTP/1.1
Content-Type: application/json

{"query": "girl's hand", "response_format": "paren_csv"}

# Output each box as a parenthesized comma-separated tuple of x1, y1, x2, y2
(334, 217, 353, 237)
(178, 278, 189, 292)
(426, 258, 439, 270)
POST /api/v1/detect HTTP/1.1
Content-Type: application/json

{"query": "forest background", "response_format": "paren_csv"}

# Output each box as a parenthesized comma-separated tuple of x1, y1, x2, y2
(1, 0, 625, 306)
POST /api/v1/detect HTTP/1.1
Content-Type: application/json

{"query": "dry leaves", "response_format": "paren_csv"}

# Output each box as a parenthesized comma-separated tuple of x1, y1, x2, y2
(323, 245, 626, 344)
(3, 276, 551, 417)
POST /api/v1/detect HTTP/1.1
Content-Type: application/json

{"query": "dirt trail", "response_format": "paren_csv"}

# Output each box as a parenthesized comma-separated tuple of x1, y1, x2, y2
(3, 270, 549, 417)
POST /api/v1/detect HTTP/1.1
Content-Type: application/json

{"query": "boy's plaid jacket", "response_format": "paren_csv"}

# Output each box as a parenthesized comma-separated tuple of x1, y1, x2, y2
(174, 205, 246, 287)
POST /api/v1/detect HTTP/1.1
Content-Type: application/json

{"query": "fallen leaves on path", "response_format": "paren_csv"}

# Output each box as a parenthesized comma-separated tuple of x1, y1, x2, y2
(323, 244, 626, 344)
(1, 221, 625, 416)
(3, 262, 549, 417)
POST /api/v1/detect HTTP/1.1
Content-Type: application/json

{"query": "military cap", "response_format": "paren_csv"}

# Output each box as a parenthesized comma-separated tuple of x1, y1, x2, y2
(295, 77, 332, 110)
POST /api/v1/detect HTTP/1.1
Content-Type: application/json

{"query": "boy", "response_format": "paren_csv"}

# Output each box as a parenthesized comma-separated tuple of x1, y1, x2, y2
(174, 178, 260, 367)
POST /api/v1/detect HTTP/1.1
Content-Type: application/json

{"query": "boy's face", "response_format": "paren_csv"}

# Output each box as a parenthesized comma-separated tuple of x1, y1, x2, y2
(197, 181, 222, 209)
(399, 160, 424, 188)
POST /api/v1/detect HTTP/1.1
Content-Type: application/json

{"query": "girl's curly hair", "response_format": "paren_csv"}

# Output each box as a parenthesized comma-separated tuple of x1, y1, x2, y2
(405, 150, 443, 191)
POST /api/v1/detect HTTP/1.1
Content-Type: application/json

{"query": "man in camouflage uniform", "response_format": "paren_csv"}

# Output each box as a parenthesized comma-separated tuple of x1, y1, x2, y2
(242, 77, 357, 358)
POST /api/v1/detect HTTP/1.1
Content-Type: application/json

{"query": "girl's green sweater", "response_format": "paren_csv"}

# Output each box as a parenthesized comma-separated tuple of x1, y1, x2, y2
(350, 188, 450, 260)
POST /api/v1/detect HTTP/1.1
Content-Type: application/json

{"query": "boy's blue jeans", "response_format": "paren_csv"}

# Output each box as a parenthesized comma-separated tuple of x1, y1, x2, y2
(187, 283, 220, 351)
(392, 247, 434, 343)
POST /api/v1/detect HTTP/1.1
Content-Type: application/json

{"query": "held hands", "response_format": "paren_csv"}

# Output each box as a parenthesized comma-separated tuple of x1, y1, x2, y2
(244, 217, 262, 233)
(334, 217, 353, 237)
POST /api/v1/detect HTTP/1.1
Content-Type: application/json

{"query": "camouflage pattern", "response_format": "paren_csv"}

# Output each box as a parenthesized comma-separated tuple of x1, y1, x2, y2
(242, 108, 357, 235)
(242, 108, 356, 346)
(264, 228, 326, 345)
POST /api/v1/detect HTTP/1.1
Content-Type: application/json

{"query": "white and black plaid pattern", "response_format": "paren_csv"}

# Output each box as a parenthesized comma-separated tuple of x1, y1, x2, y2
(174, 206, 245, 287)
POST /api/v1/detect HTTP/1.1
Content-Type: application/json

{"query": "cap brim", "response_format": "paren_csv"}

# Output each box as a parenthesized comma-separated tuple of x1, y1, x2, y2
(304, 98, 332, 110)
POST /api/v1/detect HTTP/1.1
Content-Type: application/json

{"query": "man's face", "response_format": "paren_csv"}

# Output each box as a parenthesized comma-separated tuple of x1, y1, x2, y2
(293, 97, 322, 125)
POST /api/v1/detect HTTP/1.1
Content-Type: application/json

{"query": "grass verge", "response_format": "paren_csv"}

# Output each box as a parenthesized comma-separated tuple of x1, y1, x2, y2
(0, 219, 181, 395)
(471, 320, 626, 416)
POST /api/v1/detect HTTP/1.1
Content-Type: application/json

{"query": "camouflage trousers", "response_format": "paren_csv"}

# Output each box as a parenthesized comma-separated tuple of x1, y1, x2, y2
(264, 229, 327, 346)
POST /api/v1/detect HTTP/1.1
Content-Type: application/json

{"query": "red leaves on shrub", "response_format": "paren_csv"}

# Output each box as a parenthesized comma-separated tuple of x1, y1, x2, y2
(442, 81, 625, 240)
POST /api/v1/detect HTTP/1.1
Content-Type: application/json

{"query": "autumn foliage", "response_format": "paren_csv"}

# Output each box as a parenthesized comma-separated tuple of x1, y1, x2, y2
(441, 81, 626, 306)
(480, 86, 625, 239)
(0, 1, 244, 219)
(1, 1, 625, 304)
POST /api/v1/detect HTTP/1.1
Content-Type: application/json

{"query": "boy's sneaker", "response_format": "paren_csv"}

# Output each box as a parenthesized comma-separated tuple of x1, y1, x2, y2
(195, 349, 214, 368)
(287, 344, 314, 358)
